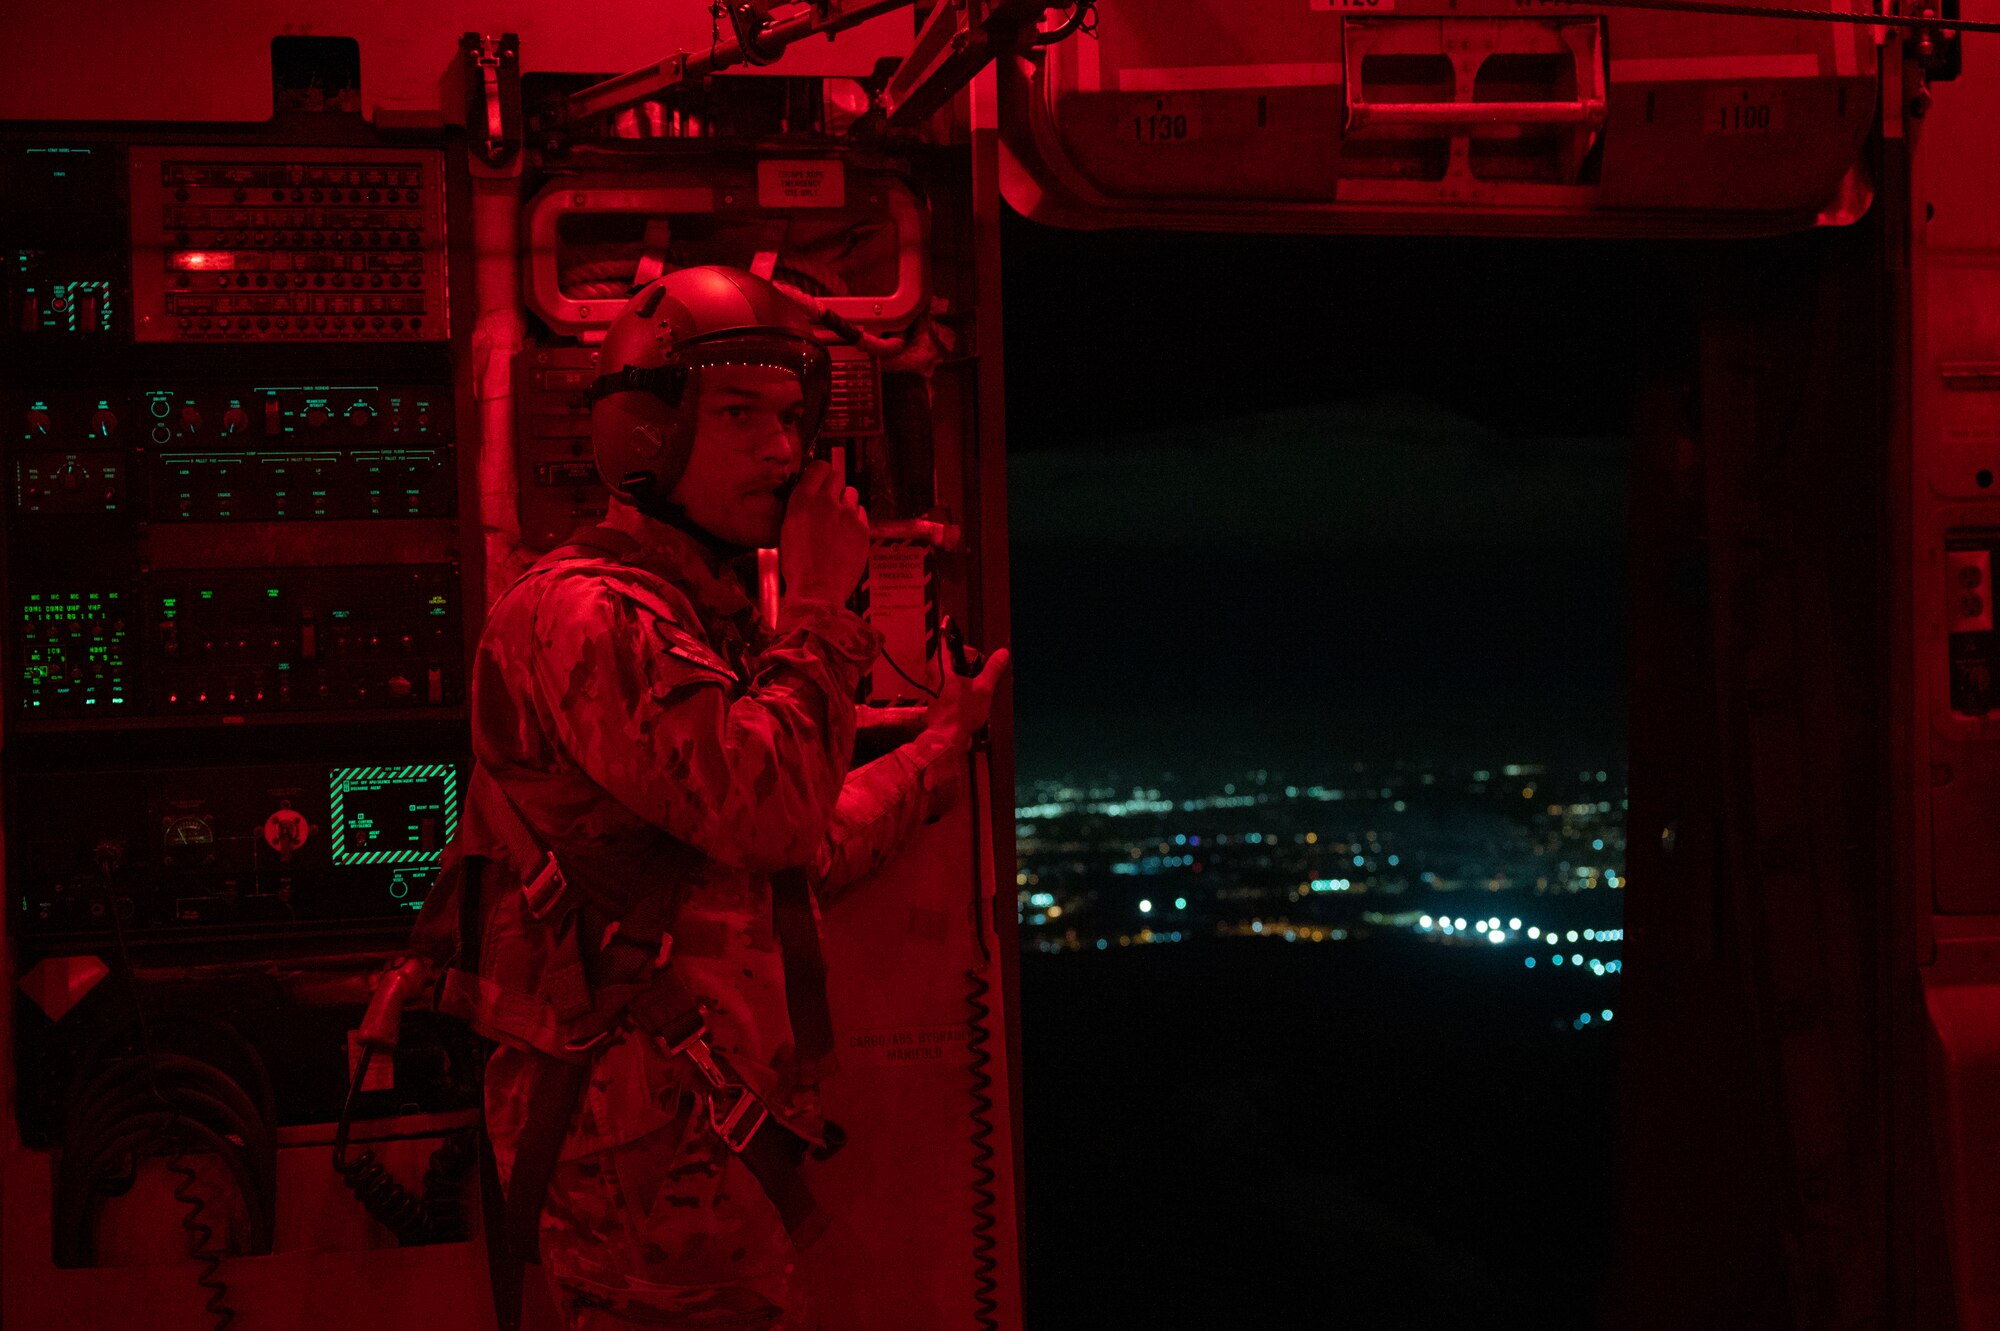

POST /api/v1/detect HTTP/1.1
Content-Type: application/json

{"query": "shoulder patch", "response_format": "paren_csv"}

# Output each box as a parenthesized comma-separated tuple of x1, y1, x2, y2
(648, 618, 735, 679)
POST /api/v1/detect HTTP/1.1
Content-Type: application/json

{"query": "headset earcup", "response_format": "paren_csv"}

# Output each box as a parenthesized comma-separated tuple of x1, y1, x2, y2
(591, 389, 695, 497)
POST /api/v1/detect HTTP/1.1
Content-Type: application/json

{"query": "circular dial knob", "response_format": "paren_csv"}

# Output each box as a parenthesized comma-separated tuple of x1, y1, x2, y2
(88, 409, 117, 438)
(178, 405, 203, 432)
(304, 406, 329, 429)
(221, 408, 249, 436)
(347, 404, 374, 428)
(25, 409, 51, 436)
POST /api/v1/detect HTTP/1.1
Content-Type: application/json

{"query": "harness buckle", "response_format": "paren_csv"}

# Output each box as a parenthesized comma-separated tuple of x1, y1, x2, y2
(707, 1086, 771, 1154)
(660, 1024, 770, 1154)
(522, 851, 569, 920)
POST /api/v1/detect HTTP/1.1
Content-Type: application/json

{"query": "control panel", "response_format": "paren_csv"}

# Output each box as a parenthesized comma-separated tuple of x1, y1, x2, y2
(149, 565, 460, 714)
(128, 146, 448, 343)
(14, 384, 454, 519)
(15, 566, 461, 721)
(12, 760, 459, 935)
(1949, 532, 1998, 716)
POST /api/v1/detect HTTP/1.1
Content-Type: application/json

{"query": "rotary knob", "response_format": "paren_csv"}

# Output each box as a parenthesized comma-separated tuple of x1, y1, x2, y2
(88, 409, 117, 438)
(347, 403, 375, 428)
(25, 409, 51, 436)
(304, 406, 330, 429)
(221, 407, 249, 436)
(178, 405, 204, 432)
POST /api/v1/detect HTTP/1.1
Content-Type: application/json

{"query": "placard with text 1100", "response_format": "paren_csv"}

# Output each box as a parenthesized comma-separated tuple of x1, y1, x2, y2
(328, 764, 458, 866)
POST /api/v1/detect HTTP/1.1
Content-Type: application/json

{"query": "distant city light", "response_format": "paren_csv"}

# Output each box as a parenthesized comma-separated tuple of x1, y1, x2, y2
(1601, 1009, 1613, 1021)
(1016, 765, 1628, 1002)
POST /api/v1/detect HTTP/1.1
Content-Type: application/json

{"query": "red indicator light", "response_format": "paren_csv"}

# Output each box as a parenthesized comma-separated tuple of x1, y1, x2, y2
(171, 251, 236, 272)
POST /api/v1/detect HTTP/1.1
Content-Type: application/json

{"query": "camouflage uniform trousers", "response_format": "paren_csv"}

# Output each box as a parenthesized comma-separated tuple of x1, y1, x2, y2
(539, 1087, 815, 1330)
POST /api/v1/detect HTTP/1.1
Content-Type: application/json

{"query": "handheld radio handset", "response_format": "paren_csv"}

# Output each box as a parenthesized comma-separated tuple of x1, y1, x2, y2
(943, 614, 981, 678)
(357, 956, 435, 1053)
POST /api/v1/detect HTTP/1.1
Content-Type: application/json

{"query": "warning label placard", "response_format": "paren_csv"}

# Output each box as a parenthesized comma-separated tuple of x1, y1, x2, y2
(757, 160, 845, 208)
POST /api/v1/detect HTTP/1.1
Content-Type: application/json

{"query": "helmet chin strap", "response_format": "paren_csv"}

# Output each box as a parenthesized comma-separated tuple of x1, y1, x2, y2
(622, 474, 754, 562)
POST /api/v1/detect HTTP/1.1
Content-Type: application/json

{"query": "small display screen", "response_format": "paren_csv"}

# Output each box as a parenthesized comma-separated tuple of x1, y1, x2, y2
(328, 763, 458, 866)
(18, 589, 130, 712)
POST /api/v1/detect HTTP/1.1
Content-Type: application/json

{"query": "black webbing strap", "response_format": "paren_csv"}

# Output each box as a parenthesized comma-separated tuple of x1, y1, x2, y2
(770, 867, 834, 1069)
(503, 1059, 593, 1261)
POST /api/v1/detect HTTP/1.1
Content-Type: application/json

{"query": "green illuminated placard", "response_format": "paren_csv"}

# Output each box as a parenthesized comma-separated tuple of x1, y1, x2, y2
(328, 763, 459, 867)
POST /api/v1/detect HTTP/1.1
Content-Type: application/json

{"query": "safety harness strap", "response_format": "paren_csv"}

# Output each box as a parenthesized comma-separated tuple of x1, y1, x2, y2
(471, 762, 830, 1260)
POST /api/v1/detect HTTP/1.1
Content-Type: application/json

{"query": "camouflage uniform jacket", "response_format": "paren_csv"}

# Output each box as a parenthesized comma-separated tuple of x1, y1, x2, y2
(462, 505, 962, 1180)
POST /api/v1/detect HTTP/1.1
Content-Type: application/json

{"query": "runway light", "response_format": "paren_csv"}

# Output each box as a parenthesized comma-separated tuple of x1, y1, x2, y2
(1139, 900, 1152, 913)
(1567, 930, 1579, 943)
(1527, 927, 1541, 939)
(1175, 897, 1187, 910)
(1524, 957, 1536, 969)
(1571, 954, 1583, 966)
(1489, 931, 1506, 944)
(1454, 918, 1466, 931)
(1420, 915, 1434, 929)
(1553, 954, 1565, 965)
(1601, 1009, 1613, 1022)
(1509, 918, 1522, 930)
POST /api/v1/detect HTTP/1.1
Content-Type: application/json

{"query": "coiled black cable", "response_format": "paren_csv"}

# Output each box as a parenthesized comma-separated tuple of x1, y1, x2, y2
(49, 853, 274, 1329)
(964, 966, 1003, 1331)
(962, 748, 1004, 1331)
(332, 1046, 479, 1245)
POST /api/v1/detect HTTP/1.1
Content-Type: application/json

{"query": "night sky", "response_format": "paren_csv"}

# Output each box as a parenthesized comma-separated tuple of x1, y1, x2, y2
(998, 213, 1675, 779)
